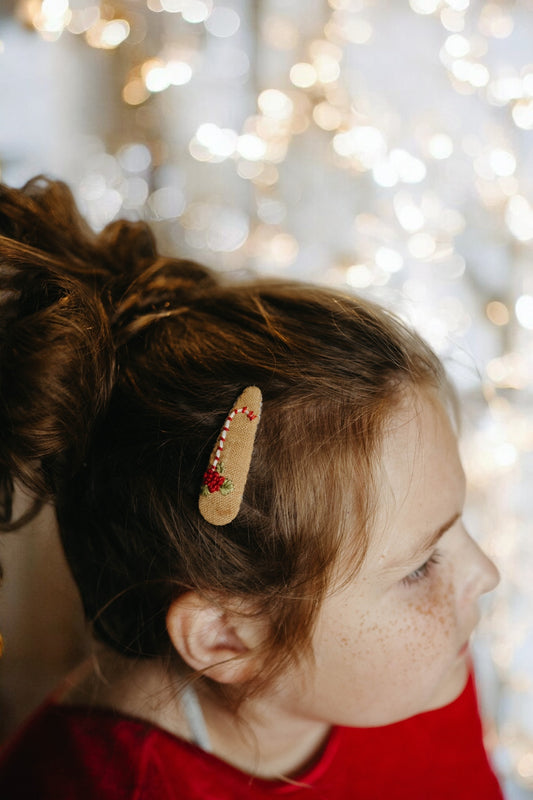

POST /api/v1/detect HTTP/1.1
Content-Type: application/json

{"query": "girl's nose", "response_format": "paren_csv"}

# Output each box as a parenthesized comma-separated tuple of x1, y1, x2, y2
(461, 534, 500, 603)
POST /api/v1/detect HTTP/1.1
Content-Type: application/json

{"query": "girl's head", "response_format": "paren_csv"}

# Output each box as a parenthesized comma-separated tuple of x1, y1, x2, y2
(0, 177, 497, 720)
(276, 387, 499, 728)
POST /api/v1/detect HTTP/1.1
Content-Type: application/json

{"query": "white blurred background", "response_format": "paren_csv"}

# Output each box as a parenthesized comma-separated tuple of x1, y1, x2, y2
(0, 1, 532, 796)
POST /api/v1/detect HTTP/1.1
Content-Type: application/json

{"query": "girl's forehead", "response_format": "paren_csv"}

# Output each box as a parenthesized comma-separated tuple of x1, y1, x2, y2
(363, 390, 465, 570)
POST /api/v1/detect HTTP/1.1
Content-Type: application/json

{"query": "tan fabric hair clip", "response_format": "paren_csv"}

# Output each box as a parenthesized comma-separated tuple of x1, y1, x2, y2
(199, 386, 262, 526)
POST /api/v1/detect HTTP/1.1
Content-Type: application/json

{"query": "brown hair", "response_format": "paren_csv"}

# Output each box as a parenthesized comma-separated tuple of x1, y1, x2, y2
(0, 177, 445, 694)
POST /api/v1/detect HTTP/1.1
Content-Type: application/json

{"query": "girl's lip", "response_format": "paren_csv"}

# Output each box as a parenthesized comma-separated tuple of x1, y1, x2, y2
(457, 641, 469, 657)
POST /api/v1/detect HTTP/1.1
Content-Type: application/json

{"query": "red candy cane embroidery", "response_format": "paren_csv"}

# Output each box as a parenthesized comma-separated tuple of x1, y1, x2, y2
(200, 406, 258, 496)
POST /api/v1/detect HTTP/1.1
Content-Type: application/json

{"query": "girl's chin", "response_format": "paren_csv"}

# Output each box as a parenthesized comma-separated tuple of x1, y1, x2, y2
(425, 658, 470, 713)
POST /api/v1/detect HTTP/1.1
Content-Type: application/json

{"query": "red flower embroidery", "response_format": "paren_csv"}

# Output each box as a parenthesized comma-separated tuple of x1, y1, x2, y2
(202, 465, 226, 493)
(201, 463, 234, 496)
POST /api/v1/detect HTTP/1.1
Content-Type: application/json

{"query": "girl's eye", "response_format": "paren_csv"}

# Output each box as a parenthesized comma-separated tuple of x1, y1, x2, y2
(402, 551, 441, 587)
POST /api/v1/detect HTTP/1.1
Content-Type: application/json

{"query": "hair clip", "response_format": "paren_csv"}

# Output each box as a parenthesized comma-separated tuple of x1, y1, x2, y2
(199, 386, 262, 526)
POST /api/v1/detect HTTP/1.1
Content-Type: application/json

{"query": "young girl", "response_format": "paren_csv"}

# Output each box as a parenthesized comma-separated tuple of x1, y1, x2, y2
(0, 177, 503, 799)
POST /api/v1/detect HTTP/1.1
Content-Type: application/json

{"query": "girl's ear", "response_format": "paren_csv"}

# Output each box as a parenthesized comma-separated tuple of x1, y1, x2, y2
(166, 592, 265, 684)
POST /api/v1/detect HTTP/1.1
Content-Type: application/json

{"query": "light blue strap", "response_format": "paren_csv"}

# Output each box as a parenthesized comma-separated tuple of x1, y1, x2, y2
(181, 683, 212, 753)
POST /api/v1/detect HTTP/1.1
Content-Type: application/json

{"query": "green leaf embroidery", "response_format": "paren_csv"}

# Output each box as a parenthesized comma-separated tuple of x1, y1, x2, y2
(220, 479, 234, 496)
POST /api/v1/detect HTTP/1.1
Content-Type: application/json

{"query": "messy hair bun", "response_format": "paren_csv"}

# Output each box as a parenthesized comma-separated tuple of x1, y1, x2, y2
(0, 179, 115, 522)
(0, 177, 445, 696)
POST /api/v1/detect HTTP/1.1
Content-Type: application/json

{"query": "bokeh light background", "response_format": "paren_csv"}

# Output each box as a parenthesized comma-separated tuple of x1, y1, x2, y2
(0, 1, 532, 796)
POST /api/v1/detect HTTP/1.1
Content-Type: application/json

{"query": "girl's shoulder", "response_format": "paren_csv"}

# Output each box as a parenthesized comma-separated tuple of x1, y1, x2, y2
(0, 698, 332, 800)
(0, 699, 163, 800)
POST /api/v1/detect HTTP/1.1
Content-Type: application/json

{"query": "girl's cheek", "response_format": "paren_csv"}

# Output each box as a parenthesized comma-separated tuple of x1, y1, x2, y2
(404, 573, 456, 642)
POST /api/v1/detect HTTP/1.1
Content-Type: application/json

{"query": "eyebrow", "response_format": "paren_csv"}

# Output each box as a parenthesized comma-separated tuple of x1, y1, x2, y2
(382, 511, 461, 573)
(406, 511, 461, 566)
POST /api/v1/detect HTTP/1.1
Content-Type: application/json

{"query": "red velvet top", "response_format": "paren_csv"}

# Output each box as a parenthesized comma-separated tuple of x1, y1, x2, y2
(0, 673, 503, 799)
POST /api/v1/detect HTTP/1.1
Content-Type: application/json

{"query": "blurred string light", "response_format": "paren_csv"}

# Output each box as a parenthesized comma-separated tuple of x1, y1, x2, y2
(18, 0, 533, 288)
(7, 2, 533, 790)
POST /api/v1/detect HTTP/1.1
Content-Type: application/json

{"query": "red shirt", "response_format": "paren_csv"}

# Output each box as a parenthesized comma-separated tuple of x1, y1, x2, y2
(0, 673, 503, 799)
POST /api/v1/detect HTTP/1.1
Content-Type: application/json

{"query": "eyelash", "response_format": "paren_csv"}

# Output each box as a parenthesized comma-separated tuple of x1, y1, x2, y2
(402, 551, 442, 587)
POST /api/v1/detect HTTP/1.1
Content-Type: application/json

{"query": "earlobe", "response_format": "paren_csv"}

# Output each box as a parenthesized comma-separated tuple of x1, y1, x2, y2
(166, 592, 262, 684)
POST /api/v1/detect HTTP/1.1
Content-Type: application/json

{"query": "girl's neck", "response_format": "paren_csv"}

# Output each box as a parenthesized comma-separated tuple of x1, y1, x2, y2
(59, 650, 331, 780)
(199, 688, 331, 779)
